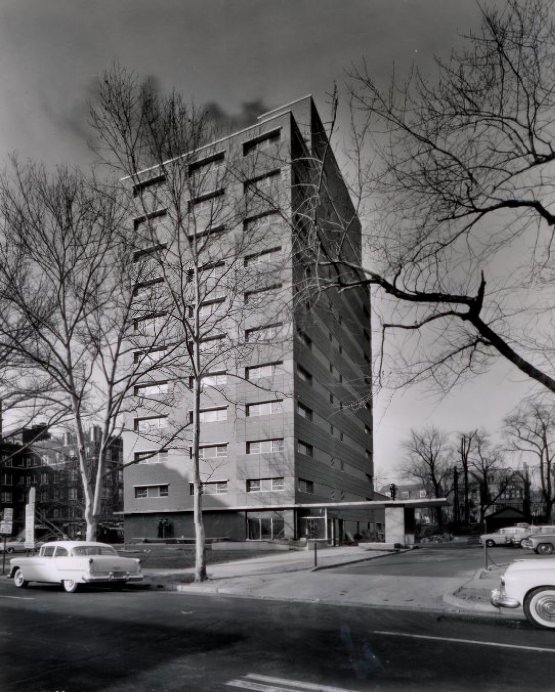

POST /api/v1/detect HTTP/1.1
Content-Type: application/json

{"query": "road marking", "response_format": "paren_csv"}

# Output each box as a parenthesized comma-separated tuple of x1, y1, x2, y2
(225, 673, 360, 691)
(372, 630, 555, 654)
(0, 595, 35, 601)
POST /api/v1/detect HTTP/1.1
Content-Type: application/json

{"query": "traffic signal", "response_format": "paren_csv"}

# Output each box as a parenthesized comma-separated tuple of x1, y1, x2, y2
(389, 483, 397, 500)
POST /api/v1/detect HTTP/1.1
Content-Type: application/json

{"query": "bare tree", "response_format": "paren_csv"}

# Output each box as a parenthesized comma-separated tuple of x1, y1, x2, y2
(0, 159, 188, 541)
(467, 432, 513, 526)
(304, 0, 555, 398)
(89, 66, 289, 581)
(453, 430, 480, 526)
(504, 401, 555, 521)
(401, 427, 451, 526)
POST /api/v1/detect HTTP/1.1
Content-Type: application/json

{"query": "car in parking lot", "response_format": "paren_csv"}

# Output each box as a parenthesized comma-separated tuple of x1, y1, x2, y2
(480, 526, 530, 547)
(8, 541, 143, 592)
(521, 532, 555, 554)
(0, 538, 35, 554)
(491, 557, 555, 629)
(513, 525, 555, 547)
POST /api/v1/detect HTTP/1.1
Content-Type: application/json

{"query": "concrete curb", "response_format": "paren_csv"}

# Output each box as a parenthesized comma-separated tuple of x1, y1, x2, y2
(310, 548, 411, 572)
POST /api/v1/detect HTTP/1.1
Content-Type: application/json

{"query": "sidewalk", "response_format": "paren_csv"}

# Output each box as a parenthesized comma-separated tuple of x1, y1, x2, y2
(141, 545, 517, 618)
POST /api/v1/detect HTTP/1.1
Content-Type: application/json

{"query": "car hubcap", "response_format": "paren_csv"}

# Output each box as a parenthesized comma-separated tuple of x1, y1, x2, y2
(535, 594, 555, 624)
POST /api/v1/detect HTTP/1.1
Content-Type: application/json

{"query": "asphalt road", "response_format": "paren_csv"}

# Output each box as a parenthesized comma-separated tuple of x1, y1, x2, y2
(1, 565, 554, 692)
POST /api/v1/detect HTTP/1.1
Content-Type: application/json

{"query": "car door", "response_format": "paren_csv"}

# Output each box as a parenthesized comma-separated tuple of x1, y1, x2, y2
(24, 545, 56, 581)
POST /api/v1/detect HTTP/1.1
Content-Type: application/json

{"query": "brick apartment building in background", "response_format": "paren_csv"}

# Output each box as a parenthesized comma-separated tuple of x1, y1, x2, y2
(124, 96, 375, 544)
(0, 426, 123, 541)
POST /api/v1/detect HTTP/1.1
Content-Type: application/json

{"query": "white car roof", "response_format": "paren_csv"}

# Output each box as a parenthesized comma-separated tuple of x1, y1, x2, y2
(41, 541, 113, 549)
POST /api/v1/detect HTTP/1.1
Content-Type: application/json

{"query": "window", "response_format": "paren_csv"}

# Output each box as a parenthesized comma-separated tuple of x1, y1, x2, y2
(245, 170, 280, 197)
(298, 478, 314, 494)
(134, 209, 166, 234)
(134, 484, 169, 499)
(194, 334, 226, 354)
(190, 298, 225, 318)
(0, 491, 12, 503)
(134, 450, 168, 464)
(297, 330, 312, 350)
(134, 381, 169, 396)
(188, 190, 225, 217)
(297, 441, 313, 457)
(188, 152, 225, 193)
(244, 247, 282, 267)
(244, 284, 282, 303)
(196, 407, 228, 423)
(189, 480, 228, 495)
(246, 400, 282, 417)
(297, 403, 312, 420)
(190, 371, 227, 389)
(134, 277, 164, 297)
(196, 444, 228, 459)
(1, 472, 12, 485)
(134, 347, 167, 365)
(243, 129, 281, 155)
(189, 261, 225, 283)
(133, 173, 166, 197)
(69, 488, 78, 501)
(246, 477, 285, 492)
(133, 243, 167, 262)
(134, 312, 167, 333)
(247, 439, 284, 454)
(419, 490, 427, 498)
(135, 416, 168, 432)
(246, 362, 281, 380)
(297, 365, 312, 384)
(245, 323, 284, 342)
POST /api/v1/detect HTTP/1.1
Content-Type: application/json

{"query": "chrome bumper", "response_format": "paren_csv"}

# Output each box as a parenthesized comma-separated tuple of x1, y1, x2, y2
(491, 588, 521, 609)
(84, 573, 144, 583)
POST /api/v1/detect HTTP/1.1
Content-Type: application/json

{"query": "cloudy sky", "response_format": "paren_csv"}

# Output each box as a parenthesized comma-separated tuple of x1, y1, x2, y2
(0, 0, 530, 480)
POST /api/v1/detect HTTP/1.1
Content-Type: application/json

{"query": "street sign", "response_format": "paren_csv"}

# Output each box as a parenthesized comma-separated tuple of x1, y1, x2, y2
(0, 520, 12, 535)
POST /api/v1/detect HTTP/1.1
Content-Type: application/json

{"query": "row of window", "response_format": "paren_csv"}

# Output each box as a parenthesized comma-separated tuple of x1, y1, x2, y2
(134, 360, 285, 396)
(133, 439, 314, 463)
(134, 130, 281, 194)
(133, 474, 317, 500)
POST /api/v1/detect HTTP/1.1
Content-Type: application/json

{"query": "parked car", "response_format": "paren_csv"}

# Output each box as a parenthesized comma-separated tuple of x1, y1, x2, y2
(480, 526, 529, 547)
(8, 541, 143, 593)
(513, 525, 555, 547)
(491, 557, 555, 629)
(0, 538, 36, 554)
(521, 533, 555, 554)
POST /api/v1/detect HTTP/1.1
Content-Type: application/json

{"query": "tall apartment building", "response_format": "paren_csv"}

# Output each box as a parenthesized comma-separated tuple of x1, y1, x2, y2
(123, 96, 373, 543)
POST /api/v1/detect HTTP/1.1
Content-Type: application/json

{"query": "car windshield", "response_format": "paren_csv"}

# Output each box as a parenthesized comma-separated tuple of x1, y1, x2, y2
(71, 545, 118, 557)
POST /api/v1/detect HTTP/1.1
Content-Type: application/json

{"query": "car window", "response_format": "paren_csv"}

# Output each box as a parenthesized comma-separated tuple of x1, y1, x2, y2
(54, 547, 69, 557)
(71, 546, 118, 557)
(42, 546, 56, 558)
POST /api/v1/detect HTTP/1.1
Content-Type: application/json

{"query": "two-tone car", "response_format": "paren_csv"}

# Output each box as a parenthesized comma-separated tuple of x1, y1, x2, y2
(491, 557, 555, 629)
(9, 541, 143, 592)
(521, 532, 555, 554)
(515, 525, 555, 548)
(479, 526, 529, 547)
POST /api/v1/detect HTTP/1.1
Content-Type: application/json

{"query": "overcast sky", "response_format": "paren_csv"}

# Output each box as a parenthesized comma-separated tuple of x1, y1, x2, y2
(0, 0, 530, 481)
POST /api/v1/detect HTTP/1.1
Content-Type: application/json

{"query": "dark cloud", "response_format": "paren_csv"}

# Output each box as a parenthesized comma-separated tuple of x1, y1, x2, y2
(203, 99, 274, 135)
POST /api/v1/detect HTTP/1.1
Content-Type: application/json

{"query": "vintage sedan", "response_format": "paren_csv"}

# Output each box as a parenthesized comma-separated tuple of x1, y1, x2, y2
(521, 533, 555, 555)
(0, 538, 35, 554)
(480, 526, 528, 547)
(9, 541, 143, 593)
(491, 557, 555, 629)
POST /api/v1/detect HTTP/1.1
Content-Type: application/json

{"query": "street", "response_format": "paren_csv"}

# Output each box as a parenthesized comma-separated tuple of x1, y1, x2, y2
(1, 545, 554, 692)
